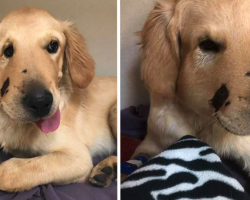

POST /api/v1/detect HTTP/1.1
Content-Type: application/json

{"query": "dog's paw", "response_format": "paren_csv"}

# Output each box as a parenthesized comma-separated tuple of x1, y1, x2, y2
(0, 159, 31, 192)
(89, 156, 117, 187)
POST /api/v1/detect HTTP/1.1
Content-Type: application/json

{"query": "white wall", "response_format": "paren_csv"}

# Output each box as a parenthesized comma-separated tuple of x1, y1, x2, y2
(0, 0, 117, 77)
(121, 0, 155, 109)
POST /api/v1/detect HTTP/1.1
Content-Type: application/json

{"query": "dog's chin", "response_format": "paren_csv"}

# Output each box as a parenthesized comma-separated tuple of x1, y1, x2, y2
(215, 114, 250, 136)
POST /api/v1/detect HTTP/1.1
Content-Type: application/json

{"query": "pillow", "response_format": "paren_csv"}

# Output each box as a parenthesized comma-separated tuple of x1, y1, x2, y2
(121, 136, 250, 200)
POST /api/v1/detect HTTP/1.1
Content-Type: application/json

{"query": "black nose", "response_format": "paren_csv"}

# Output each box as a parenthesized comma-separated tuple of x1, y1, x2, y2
(23, 89, 53, 118)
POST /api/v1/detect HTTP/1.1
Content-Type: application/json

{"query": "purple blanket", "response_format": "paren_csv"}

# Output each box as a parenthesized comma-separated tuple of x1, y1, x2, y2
(0, 151, 117, 200)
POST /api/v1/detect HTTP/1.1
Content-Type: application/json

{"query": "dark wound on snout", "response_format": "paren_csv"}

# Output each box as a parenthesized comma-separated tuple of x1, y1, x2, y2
(210, 84, 229, 111)
(245, 72, 250, 77)
(1, 78, 10, 97)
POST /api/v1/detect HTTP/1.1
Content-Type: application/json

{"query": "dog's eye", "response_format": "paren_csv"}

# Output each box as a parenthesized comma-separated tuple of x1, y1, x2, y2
(47, 40, 59, 54)
(4, 45, 14, 58)
(199, 39, 220, 53)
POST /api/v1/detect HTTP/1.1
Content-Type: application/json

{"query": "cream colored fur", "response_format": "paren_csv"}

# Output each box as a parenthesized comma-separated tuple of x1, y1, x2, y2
(0, 7, 116, 191)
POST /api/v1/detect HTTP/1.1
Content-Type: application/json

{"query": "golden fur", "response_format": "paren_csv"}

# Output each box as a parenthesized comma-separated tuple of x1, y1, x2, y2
(0, 7, 116, 191)
(134, 0, 250, 174)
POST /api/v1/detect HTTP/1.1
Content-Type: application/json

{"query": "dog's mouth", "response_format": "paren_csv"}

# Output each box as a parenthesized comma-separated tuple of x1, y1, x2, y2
(216, 115, 237, 135)
(35, 108, 61, 133)
(215, 113, 250, 136)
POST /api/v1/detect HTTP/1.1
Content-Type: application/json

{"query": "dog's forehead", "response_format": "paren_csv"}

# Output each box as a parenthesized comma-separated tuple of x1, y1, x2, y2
(0, 7, 64, 44)
(0, 7, 60, 33)
(180, 0, 250, 24)
(177, 0, 250, 41)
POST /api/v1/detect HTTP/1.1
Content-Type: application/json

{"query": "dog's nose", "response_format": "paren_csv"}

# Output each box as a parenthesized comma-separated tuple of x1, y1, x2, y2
(23, 89, 53, 118)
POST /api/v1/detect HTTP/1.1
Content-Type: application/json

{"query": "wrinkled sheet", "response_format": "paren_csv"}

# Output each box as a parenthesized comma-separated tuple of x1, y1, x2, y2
(0, 151, 117, 200)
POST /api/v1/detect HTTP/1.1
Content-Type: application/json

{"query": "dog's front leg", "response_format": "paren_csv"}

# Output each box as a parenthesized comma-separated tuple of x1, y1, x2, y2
(0, 149, 93, 192)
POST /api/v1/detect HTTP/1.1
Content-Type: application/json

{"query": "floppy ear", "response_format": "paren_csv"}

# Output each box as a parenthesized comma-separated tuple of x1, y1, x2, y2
(140, 0, 180, 99)
(63, 22, 95, 88)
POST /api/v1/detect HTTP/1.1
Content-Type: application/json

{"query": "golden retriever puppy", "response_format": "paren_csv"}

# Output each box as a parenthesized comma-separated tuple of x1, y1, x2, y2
(134, 0, 250, 174)
(0, 7, 117, 192)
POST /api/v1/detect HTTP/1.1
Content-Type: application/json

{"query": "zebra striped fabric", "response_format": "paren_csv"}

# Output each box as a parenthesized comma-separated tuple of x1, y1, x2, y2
(121, 136, 250, 200)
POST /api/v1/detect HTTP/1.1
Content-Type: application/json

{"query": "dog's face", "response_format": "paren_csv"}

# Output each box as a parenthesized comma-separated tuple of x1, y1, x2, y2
(0, 8, 95, 133)
(141, 0, 250, 135)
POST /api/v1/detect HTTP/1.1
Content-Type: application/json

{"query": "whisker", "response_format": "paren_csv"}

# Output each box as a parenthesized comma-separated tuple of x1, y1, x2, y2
(198, 118, 218, 133)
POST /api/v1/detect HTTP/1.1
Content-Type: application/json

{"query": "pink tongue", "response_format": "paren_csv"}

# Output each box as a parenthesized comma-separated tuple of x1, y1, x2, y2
(36, 109, 61, 133)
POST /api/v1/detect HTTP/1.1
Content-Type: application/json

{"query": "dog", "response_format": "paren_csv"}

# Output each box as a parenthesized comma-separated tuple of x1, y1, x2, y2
(0, 7, 117, 192)
(133, 0, 250, 175)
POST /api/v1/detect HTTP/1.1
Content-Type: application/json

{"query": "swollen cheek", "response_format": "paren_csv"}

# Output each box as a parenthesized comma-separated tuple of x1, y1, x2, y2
(205, 106, 216, 116)
(191, 100, 213, 116)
